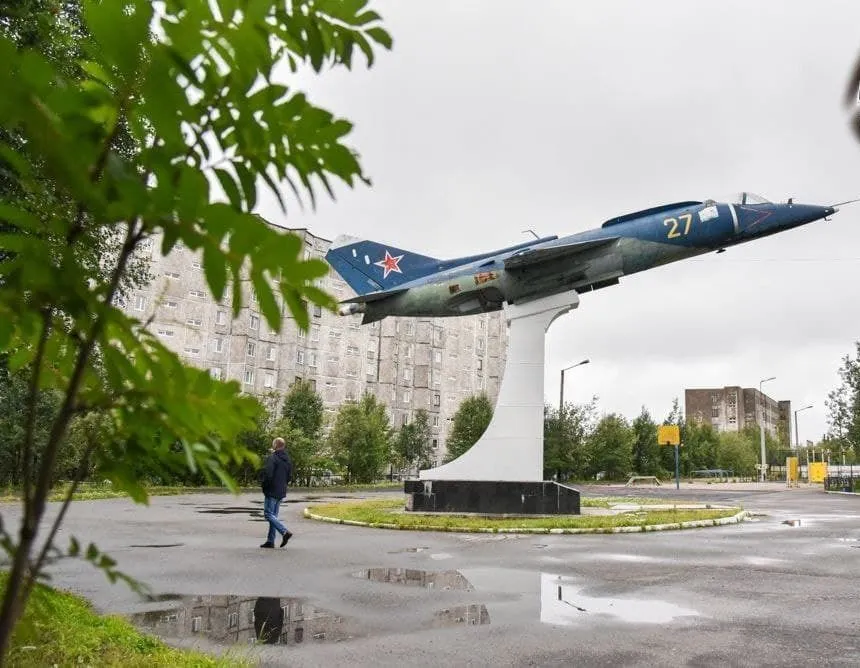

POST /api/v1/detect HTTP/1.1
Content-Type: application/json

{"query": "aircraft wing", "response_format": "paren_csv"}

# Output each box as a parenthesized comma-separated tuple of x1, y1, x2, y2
(340, 287, 408, 304)
(503, 237, 619, 270)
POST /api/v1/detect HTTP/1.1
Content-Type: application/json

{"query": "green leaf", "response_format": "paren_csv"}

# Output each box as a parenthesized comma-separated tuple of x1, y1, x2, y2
(202, 240, 228, 301)
(366, 27, 393, 49)
(214, 167, 242, 209)
(252, 272, 281, 331)
(233, 161, 257, 210)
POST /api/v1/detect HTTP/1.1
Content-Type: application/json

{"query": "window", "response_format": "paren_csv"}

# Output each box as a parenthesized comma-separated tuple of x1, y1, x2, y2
(250, 287, 257, 303)
(479, 319, 485, 330)
(310, 325, 320, 342)
(250, 314, 259, 330)
(328, 329, 342, 339)
(403, 390, 411, 403)
(183, 346, 200, 356)
(264, 373, 274, 388)
(164, 271, 180, 279)
(404, 344, 413, 358)
(216, 310, 227, 325)
(213, 338, 224, 353)
(346, 345, 359, 356)
(308, 379, 316, 391)
(477, 358, 483, 371)
(313, 305, 322, 317)
(227, 612, 238, 629)
(298, 327, 306, 339)
(405, 322, 414, 335)
(712, 406, 720, 418)
(366, 366, 375, 376)
(189, 289, 205, 298)
(247, 341, 256, 357)
(135, 295, 146, 311)
(308, 353, 317, 367)
(164, 300, 178, 309)
(186, 317, 202, 327)
(433, 350, 442, 364)
(140, 238, 153, 251)
(402, 368, 412, 382)
(191, 260, 202, 269)
(243, 369, 254, 384)
(432, 439, 438, 450)
(346, 369, 357, 378)
(433, 416, 439, 427)
(156, 328, 174, 338)
(401, 413, 408, 425)
(297, 350, 304, 365)
(433, 393, 440, 407)
(191, 617, 202, 633)
(267, 345, 276, 361)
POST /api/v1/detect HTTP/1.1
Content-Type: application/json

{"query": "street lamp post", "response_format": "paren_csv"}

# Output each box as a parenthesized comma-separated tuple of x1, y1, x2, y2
(759, 376, 776, 482)
(559, 359, 590, 411)
(794, 404, 813, 449)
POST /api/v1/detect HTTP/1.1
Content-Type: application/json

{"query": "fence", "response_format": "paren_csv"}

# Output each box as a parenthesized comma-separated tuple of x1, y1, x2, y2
(824, 467, 860, 493)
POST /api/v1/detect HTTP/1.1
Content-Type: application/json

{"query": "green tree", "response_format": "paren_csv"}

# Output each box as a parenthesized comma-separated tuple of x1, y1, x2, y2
(392, 408, 432, 475)
(716, 431, 758, 477)
(682, 420, 720, 475)
(631, 407, 660, 476)
(587, 413, 634, 480)
(826, 341, 860, 460)
(329, 393, 391, 483)
(543, 397, 598, 480)
(0, 0, 392, 657)
(283, 379, 324, 442)
(444, 394, 493, 463)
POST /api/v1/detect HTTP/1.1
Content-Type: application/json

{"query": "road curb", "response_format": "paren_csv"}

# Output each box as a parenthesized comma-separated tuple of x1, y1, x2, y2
(302, 507, 749, 534)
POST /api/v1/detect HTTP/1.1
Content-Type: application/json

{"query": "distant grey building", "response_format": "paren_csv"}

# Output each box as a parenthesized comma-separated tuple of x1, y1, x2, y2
(119, 225, 507, 465)
(685, 386, 791, 445)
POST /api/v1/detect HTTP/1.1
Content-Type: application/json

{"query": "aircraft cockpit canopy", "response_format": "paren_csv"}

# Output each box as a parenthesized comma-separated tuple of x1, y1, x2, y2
(734, 192, 772, 205)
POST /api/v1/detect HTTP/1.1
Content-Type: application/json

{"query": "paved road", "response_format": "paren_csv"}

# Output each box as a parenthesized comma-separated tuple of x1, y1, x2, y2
(2, 484, 859, 667)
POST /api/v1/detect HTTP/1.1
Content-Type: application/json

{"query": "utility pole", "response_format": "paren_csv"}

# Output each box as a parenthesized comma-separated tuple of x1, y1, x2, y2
(759, 376, 776, 482)
(559, 359, 589, 411)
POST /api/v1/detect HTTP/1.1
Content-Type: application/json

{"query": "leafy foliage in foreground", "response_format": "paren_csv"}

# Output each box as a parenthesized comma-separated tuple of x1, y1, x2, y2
(0, 572, 245, 667)
(0, 0, 392, 658)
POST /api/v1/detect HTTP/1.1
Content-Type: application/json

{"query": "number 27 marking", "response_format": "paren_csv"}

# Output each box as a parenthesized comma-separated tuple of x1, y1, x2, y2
(664, 213, 693, 239)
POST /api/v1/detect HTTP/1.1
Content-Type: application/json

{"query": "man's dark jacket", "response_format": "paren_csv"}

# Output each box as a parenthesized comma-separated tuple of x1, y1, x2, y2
(261, 449, 292, 499)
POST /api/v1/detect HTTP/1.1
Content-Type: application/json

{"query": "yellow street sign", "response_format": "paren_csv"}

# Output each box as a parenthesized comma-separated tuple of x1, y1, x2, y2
(657, 425, 680, 446)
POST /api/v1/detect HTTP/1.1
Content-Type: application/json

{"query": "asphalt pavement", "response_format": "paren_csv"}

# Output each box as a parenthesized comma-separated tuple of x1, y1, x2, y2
(2, 483, 859, 667)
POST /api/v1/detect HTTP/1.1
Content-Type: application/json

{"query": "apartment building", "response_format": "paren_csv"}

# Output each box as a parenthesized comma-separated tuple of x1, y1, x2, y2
(119, 225, 507, 465)
(685, 386, 791, 445)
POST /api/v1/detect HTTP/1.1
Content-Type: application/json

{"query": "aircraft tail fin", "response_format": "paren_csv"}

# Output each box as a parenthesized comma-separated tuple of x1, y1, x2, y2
(325, 235, 443, 296)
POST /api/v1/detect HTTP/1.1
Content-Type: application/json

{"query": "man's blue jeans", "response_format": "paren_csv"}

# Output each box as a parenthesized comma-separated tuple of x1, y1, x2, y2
(263, 495, 288, 544)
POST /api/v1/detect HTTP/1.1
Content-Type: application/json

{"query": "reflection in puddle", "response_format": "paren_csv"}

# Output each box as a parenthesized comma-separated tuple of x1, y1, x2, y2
(128, 595, 363, 646)
(388, 546, 431, 554)
(351, 568, 474, 591)
(540, 574, 699, 625)
(432, 604, 490, 627)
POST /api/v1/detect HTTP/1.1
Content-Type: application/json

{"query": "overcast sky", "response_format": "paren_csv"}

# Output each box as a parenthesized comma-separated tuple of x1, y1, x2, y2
(259, 0, 860, 446)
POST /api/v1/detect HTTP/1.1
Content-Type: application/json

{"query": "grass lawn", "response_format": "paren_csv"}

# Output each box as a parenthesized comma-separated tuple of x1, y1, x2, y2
(0, 573, 246, 667)
(304, 498, 744, 533)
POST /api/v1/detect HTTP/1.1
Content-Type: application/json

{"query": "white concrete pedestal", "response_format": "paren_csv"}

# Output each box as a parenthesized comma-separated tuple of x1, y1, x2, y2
(419, 290, 580, 482)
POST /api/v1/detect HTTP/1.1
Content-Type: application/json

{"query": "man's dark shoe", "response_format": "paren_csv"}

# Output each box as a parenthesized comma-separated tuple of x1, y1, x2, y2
(260, 542, 274, 548)
(280, 531, 293, 548)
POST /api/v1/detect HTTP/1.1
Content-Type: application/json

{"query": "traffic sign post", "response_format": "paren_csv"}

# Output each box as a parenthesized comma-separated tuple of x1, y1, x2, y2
(657, 425, 682, 490)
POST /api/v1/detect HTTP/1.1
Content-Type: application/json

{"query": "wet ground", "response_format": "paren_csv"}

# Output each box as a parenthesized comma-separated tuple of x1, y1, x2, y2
(2, 484, 859, 666)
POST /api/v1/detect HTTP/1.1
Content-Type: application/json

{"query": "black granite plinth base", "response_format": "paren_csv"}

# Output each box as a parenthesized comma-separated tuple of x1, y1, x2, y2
(403, 480, 580, 515)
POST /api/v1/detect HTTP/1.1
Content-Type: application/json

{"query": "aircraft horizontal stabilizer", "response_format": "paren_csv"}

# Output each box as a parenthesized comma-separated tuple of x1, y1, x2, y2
(503, 237, 619, 270)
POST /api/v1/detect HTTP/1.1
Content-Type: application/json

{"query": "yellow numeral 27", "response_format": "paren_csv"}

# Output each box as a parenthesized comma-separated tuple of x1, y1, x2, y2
(664, 213, 693, 239)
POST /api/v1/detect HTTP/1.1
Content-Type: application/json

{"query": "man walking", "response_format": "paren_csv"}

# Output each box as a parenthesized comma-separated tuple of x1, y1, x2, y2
(260, 437, 293, 549)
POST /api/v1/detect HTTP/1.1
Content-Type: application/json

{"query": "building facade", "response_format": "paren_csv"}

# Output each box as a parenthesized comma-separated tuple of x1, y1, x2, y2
(685, 386, 791, 444)
(119, 225, 508, 466)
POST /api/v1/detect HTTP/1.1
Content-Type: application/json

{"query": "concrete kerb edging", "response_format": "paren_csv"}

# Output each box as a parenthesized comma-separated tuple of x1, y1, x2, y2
(302, 507, 750, 534)
(825, 490, 859, 496)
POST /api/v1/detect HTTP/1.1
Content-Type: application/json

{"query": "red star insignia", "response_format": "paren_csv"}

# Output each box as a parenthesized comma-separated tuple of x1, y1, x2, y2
(374, 250, 404, 279)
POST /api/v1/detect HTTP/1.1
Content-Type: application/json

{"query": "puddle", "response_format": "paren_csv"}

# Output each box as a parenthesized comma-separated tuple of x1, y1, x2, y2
(128, 595, 366, 646)
(387, 546, 430, 554)
(351, 568, 474, 591)
(430, 553, 453, 560)
(541, 574, 699, 626)
(129, 543, 184, 549)
(432, 604, 490, 627)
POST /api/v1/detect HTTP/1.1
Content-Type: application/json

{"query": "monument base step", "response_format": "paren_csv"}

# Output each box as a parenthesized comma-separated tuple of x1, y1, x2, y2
(403, 479, 581, 515)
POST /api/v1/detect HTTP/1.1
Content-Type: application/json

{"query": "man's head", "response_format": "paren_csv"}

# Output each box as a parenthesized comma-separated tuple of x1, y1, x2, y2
(272, 437, 285, 451)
